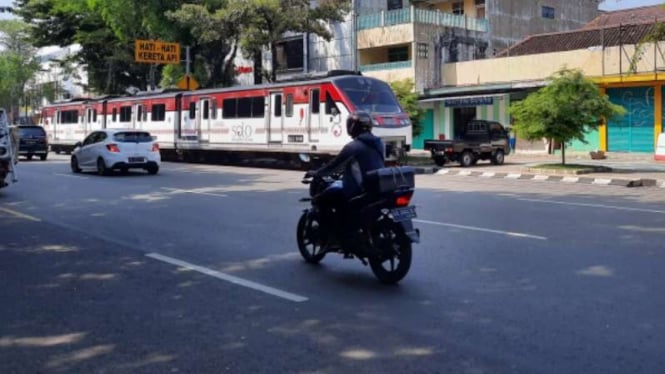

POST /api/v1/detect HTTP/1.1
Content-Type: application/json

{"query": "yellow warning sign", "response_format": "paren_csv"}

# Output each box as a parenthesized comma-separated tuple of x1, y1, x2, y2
(135, 39, 180, 64)
(177, 74, 199, 90)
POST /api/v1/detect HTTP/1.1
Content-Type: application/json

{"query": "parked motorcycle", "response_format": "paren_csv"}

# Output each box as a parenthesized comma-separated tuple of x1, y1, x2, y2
(296, 156, 420, 284)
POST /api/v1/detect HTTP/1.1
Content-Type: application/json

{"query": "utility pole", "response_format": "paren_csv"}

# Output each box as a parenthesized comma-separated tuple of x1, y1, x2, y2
(185, 46, 191, 90)
(351, 0, 358, 72)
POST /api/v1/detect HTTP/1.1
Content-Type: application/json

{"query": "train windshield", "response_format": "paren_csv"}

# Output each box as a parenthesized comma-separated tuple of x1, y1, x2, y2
(335, 77, 403, 114)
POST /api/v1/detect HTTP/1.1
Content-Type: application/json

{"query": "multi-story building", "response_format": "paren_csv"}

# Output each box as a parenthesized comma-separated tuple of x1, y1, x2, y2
(236, 1, 599, 93)
(420, 4, 665, 154)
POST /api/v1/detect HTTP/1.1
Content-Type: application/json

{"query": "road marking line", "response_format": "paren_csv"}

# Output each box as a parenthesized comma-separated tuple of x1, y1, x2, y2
(54, 173, 89, 179)
(517, 198, 665, 214)
(145, 253, 308, 303)
(161, 187, 227, 198)
(533, 175, 549, 181)
(506, 173, 521, 179)
(414, 219, 547, 240)
(592, 178, 612, 185)
(0, 207, 41, 222)
(562, 176, 579, 183)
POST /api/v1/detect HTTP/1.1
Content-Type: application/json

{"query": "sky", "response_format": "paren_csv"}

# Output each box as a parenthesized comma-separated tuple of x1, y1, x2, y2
(600, 0, 665, 10)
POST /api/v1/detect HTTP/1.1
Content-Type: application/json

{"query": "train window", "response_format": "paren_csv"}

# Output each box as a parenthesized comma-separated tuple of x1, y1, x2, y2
(137, 105, 143, 122)
(203, 100, 210, 120)
(274, 95, 282, 117)
(211, 100, 218, 119)
(311, 89, 320, 114)
(252, 97, 265, 117)
(189, 102, 196, 119)
(93, 109, 97, 123)
(325, 92, 338, 115)
(60, 110, 78, 124)
(151, 104, 166, 121)
(112, 108, 117, 122)
(223, 98, 237, 118)
(119, 106, 132, 122)
(285, 94, 294, 117)
(237, 97, 252, 118)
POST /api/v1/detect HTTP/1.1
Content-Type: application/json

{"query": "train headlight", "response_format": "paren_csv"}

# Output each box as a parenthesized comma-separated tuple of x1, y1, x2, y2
(372, 119, 379, 126)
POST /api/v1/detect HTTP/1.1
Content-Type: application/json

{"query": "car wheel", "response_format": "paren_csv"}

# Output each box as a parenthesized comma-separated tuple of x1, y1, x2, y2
(40, 154, 47, 161)
(97, 158, 109, 176)
(492, 150, 505, 165)
(26, 155, 33, 161)
(146, 165, 159, 175)
(71, 156, 82, 173)
(460, 151, 474, 167)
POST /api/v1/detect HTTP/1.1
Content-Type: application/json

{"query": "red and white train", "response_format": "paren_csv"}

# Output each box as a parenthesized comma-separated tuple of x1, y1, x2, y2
(39, 72, 413, 162)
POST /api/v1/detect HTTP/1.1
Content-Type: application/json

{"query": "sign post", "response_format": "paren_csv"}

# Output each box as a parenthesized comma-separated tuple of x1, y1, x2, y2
(135, 40, 181, 64)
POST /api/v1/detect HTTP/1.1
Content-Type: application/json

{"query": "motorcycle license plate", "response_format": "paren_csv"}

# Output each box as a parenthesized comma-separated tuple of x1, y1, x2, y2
(390, 206, 417, 221)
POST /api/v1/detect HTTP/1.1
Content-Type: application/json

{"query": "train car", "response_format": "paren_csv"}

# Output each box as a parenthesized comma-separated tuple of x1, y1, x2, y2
(40, 72, 413, 161)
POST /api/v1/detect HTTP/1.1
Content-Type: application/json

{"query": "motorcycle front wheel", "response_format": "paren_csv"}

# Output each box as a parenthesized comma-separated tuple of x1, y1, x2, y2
(369, 221, 412, 284)
(296, 211, 326, 264)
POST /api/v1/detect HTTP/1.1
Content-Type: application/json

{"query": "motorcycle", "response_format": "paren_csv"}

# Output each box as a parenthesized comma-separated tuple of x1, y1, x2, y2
(296, 156, 420, 284)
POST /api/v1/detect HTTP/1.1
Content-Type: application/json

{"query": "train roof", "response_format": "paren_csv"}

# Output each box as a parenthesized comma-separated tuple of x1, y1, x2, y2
(41, 71, 381, 107)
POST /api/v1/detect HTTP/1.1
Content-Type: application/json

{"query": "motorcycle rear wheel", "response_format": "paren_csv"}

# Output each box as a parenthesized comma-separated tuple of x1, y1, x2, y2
(296, 211, 326, 264)
(369, 221, 412, 284)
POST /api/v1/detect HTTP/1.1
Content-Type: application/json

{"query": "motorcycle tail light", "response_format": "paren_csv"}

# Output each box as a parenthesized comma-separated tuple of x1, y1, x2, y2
(395, 192, 413, 207)
(106, 143, 120, 153)
(151, 143, 160, 152)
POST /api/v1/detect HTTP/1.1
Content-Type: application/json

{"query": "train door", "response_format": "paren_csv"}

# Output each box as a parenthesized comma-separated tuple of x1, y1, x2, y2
(132, 103, 142, 129)
(197, 98, 211, 142)
(308, 88, 321, 142)
(175, 94, 183, 140)
(101, 101, 108, 129)
(269, 92, 283, 143)
(85, 106, 95, 135)
(53, 110, 59, 140)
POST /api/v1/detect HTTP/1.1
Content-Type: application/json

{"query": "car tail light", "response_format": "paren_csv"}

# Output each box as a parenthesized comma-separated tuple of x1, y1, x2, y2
(395, 192, 413, 207)
(151, 143, 160, 152)
(106, 144, 120, 153)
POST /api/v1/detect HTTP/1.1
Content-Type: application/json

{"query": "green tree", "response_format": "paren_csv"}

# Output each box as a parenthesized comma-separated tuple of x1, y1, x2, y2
(389, 78, 424, 138)
(0, 20, 41, 119)
(509, 67, 625, 165)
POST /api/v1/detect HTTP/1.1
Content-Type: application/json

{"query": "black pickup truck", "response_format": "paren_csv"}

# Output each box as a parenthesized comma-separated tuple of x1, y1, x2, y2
(423, 119, 510, 167)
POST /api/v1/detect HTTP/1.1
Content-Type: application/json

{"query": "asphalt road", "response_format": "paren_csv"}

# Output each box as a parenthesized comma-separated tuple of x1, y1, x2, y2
(2, 155, 665, 373)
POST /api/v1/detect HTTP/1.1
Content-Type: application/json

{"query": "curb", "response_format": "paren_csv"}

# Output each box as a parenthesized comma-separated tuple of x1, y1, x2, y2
(429, 168, 665, 188)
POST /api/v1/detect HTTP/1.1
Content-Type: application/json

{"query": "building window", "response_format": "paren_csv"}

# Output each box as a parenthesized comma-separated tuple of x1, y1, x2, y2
(417, 43, 429, 59)
(474, 0, 485, 5)
(542, 6, 555, 19)
(452, 1, 464, 15)
(274, 37, 304, 72)
(387, 46, 409, 62)
(387, 0, 402, 10)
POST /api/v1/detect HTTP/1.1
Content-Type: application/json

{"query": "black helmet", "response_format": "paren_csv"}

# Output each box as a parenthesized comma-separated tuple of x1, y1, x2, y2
(346, 111, 373, 138)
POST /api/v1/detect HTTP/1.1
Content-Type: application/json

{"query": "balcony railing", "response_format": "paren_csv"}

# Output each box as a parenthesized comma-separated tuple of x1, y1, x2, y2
(357, 6, 488, 33)
(359, 60, 413, 72)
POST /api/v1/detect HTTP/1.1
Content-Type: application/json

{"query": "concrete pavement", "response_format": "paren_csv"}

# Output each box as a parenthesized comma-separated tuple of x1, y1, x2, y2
(411, 150, 665, 188)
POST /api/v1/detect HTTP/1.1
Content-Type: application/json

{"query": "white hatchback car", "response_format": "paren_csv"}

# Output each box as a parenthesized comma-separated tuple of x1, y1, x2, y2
(71, 129, 161, 175)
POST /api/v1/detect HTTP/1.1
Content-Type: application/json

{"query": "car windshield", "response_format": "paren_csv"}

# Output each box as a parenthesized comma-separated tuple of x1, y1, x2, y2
(335, 77, 403, 114)
(113, 131, 153, 143)
(18, 127, 46, 137)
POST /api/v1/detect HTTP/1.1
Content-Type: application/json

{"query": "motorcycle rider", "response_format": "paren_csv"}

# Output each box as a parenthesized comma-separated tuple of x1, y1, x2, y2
(307, 111, 385, 245)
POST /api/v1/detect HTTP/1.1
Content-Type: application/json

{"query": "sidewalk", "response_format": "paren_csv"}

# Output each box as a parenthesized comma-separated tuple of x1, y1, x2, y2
(411, 150, 665, 188)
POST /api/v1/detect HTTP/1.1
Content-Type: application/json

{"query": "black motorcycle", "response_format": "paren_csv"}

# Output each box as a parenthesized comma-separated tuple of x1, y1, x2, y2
(296, 161, 420, 284)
